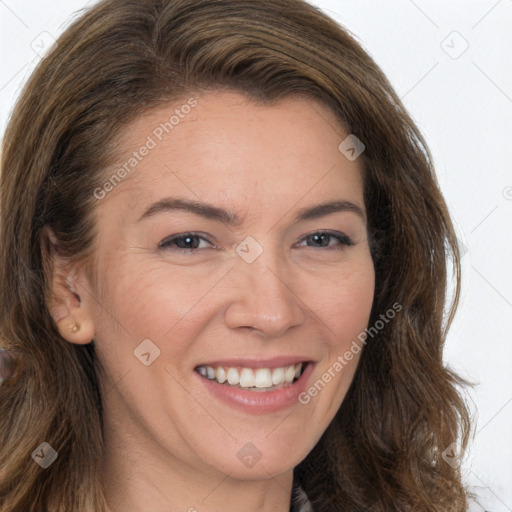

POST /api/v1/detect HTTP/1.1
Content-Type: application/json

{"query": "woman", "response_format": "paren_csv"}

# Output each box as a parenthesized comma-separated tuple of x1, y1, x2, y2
(0, 0, 472, 510)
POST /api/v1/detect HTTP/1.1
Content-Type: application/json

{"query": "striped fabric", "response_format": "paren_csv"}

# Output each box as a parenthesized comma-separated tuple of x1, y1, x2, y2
(290, 482, 314, 512)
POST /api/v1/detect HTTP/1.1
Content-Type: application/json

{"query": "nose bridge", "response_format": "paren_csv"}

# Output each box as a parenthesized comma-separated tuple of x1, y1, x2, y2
(224, 235, 305, 336)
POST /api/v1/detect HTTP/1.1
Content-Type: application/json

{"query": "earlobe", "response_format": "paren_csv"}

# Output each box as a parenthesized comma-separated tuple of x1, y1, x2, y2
(60, 317, 95, 345)
(49, 269, 95, 345)
(45, 228, 95, 345)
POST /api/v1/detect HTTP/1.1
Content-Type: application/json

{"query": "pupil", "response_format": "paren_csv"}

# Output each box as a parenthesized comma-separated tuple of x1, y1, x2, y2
(312, 233, 328, 247)
(180, 235, 197, 249)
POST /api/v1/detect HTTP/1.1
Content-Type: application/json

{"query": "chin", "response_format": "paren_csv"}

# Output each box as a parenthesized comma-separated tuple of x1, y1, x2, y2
(196, 431, 317, 480)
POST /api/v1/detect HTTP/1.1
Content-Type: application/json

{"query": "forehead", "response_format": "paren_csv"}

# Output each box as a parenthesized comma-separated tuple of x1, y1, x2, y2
(99, 90, 365, 218)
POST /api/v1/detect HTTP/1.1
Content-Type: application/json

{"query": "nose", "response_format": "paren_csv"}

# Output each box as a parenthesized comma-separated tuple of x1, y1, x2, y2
(223, 250, 306, 339)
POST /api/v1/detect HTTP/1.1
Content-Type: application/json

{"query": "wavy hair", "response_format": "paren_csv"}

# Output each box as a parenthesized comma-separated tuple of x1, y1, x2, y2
(0, 0, 471, 510)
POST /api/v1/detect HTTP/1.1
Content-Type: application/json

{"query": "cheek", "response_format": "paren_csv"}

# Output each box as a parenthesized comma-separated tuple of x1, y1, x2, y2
(307, 258, 375, 344)
(295, 260, 374, 425)
(97, 256, 203, 333)
(338, 268, 374, 329)
(89, 257, 198, 374)
(92, 248, 374, 371)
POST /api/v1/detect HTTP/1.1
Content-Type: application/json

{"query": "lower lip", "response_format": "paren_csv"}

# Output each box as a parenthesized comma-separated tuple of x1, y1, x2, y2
(196, 363, 314, 414)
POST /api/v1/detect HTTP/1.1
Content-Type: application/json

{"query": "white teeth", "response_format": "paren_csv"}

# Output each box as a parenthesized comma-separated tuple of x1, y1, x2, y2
(254, 368, 272, 388)
(284, 365, 295, 383)
(239, 368, 255, 388)
(271, 367, 284, 385)
(227, 368, 240, 385)
(216, 366, 227, 384)
(197, 362, 304, 390)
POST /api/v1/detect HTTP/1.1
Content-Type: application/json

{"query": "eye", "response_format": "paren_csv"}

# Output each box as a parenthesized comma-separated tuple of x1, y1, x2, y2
(158, 230, 353, 255)
(158, 232, 214, 253)
(297, 231, 353, 250)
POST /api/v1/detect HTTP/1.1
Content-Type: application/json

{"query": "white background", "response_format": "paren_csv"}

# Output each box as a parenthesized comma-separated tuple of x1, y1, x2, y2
(1, 1, 511, 510)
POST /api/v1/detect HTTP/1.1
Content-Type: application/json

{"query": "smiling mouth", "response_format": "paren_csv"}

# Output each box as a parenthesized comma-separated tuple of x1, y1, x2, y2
(195, 362, 307, 391)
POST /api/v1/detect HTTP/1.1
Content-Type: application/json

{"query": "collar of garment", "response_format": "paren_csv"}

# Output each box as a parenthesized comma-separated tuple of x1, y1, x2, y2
(290, 480, 314, 512)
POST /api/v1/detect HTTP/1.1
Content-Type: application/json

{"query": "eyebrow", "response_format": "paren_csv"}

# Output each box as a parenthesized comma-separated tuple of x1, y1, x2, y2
(137, 197, 365, 225)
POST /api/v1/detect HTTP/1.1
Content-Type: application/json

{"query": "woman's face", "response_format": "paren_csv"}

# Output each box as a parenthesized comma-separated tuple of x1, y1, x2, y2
(72, 90, 374, 480)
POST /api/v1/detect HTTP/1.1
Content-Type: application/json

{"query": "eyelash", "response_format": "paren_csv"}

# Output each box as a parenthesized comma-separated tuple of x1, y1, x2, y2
(158, 231, 353, 254)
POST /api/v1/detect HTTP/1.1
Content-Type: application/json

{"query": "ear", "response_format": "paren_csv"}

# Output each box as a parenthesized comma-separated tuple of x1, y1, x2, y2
(44, 227, 96, 345)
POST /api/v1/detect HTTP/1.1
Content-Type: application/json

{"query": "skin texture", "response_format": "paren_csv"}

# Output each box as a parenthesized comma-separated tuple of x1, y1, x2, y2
(49, 91, 375, 512)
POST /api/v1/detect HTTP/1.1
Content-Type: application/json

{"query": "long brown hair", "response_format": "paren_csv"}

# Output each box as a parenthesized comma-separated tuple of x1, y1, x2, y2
(0, 0, 471, 510)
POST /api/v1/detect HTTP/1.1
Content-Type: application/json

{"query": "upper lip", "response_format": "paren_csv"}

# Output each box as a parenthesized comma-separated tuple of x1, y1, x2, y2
(195, 355, 314, 370)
